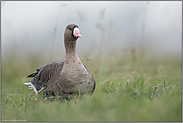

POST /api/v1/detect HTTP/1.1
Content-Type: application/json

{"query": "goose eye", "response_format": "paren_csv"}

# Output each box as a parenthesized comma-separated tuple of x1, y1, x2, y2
(68, 28, 72, 30)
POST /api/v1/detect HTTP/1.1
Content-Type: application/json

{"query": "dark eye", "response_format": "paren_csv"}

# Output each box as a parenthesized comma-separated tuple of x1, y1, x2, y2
(68, 28, 72, 30)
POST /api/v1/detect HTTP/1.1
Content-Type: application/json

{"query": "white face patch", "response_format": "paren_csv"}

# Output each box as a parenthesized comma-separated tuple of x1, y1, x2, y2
(73, 27, 80, 37)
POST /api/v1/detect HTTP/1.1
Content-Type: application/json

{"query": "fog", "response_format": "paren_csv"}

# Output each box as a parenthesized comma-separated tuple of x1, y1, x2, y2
(1, 1, 182, 61)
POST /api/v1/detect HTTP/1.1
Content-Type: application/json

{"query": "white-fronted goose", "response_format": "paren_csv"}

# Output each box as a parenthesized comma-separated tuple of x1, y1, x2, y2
(24, 24, 95, 100)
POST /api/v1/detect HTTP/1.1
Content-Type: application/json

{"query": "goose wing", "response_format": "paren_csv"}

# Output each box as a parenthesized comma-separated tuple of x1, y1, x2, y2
(25, 61, 64, 94)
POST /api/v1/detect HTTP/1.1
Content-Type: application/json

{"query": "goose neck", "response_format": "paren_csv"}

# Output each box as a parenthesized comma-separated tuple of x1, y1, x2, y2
(64, 40, 77, 58)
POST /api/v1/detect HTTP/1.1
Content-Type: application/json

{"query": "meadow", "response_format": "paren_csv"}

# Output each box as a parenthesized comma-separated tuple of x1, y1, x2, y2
(1, 51, 182, 122)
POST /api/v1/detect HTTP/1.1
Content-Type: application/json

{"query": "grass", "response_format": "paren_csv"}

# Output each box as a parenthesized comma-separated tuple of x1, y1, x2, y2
(1, 51, 182, 122)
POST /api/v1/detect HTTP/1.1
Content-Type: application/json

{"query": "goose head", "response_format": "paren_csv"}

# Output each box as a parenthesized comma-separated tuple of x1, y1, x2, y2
(64, 24, 82, 41)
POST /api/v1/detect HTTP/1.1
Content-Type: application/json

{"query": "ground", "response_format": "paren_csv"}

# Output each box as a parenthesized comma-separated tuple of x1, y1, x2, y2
(1, 51, 182, 122)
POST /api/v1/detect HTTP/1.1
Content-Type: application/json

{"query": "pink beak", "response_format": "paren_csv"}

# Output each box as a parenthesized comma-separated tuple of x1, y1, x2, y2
(74, 30, 82, 38)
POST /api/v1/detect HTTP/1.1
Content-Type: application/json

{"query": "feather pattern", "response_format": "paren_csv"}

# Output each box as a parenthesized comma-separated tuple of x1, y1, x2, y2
(25, 24, 95, 100)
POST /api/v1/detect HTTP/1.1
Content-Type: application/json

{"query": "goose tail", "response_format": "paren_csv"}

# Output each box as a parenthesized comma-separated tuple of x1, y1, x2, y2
(24, 82, 38, 94)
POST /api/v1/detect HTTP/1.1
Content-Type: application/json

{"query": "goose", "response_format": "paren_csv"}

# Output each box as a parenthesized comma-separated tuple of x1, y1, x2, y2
(24, 24, 95, 100)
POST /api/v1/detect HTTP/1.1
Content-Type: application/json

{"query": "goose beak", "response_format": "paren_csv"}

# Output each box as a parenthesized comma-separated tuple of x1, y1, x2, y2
(74, 30, 82, 38)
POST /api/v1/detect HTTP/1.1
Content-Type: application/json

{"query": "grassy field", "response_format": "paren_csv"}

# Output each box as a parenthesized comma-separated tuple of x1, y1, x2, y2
(1, 51, 182, 122)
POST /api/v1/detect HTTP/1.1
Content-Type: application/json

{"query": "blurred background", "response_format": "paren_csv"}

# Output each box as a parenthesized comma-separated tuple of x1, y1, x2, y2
(1, 2, 182, 121)
(1, 1, 182, 62)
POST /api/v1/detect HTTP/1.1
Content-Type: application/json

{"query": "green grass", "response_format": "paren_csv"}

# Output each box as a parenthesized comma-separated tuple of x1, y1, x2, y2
(1, 52, 182, 122)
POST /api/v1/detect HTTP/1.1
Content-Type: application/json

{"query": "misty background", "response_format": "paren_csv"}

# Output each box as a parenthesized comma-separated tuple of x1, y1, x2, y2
(1, 1, 182, 62)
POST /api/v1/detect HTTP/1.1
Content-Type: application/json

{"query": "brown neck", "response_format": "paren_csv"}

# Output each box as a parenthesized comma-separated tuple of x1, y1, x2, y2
(64, 40, 77, 59)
